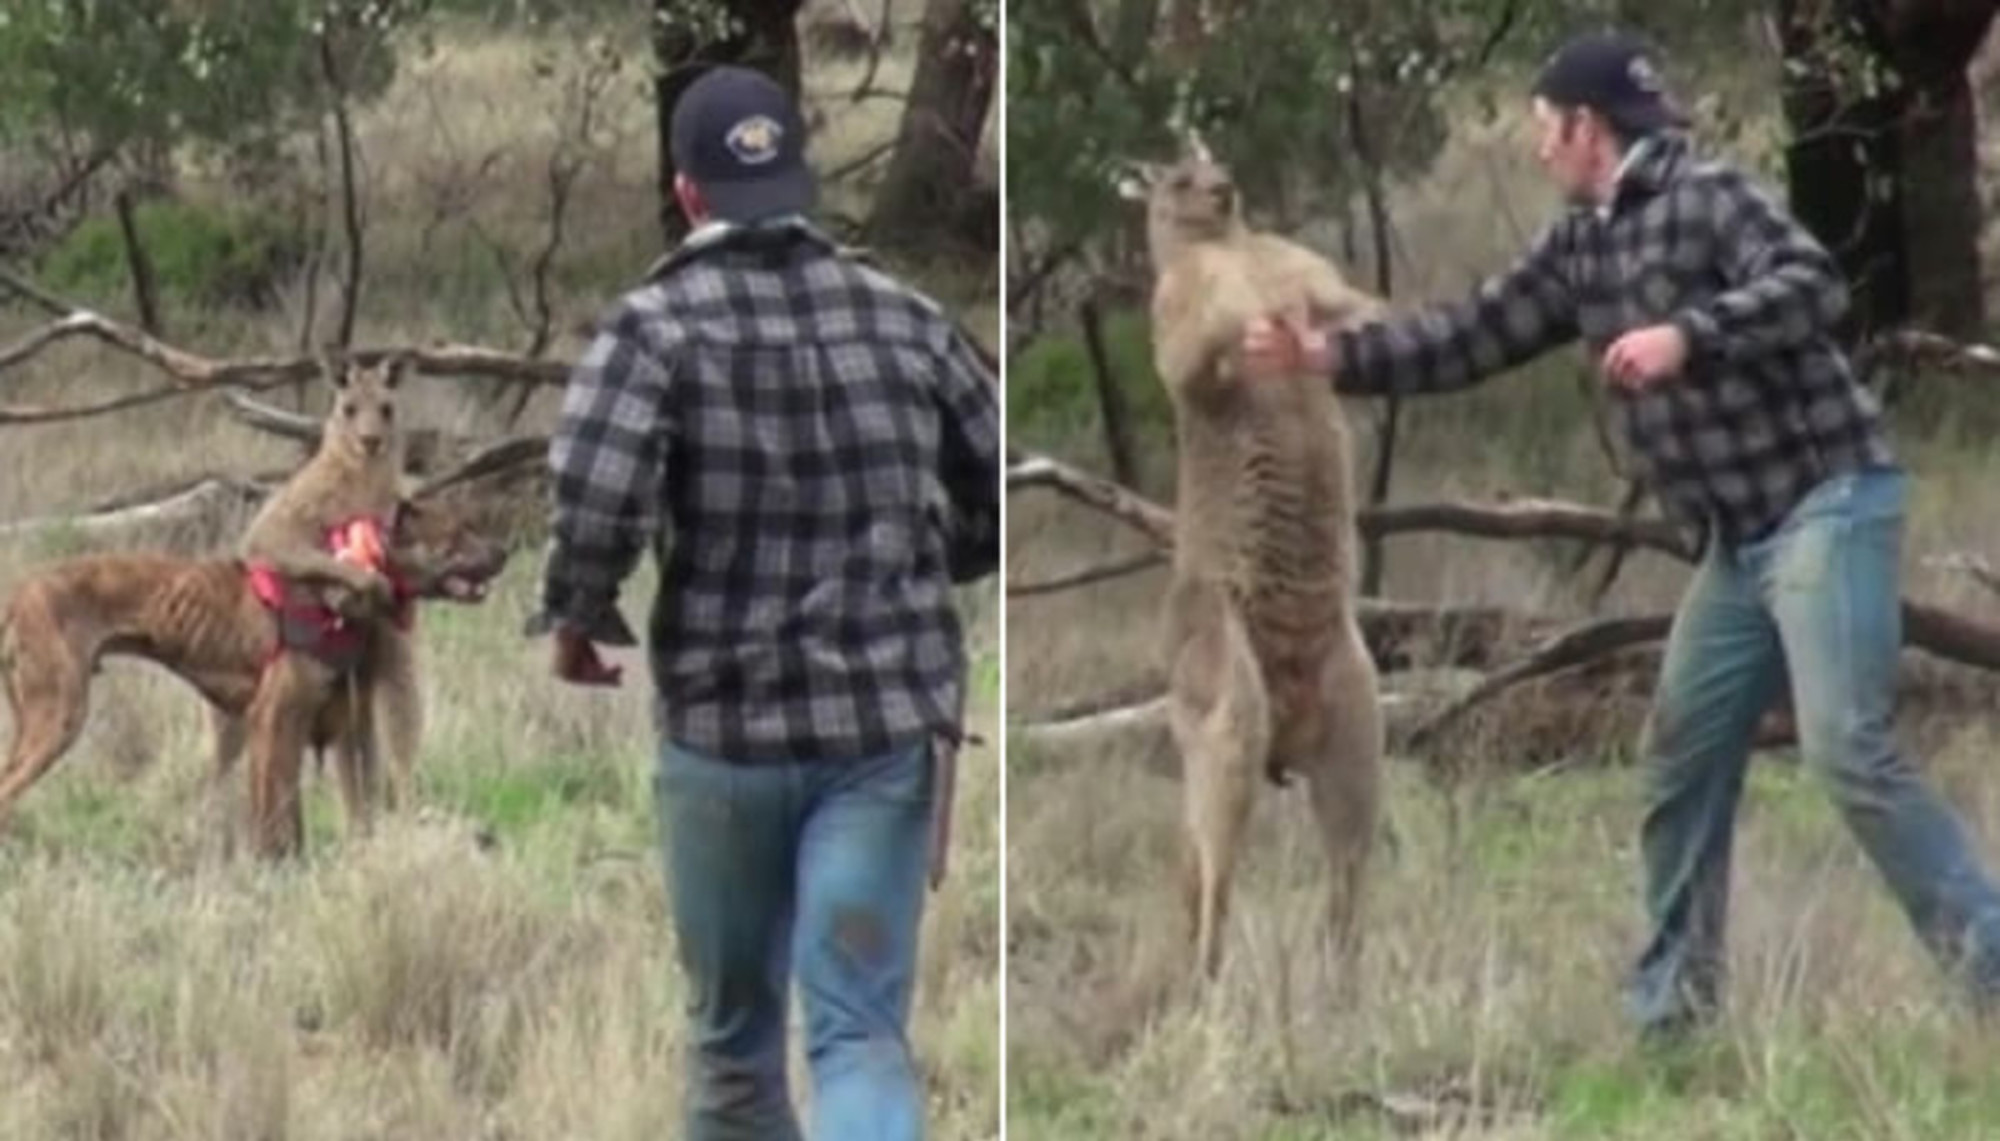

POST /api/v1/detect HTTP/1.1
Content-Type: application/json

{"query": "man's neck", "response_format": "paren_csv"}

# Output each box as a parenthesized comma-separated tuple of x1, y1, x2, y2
(1593, 136, 1653, 216)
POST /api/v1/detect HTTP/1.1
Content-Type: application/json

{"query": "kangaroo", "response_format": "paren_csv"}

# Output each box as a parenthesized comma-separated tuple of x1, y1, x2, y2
(1118, 131, 1388, 979)
(223, 355, 428, 818)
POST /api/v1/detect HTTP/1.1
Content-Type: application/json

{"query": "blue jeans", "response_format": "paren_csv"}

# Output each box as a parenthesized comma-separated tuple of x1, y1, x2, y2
(655, 739, 933, 1140)
(1625, 465, 2000, 1031)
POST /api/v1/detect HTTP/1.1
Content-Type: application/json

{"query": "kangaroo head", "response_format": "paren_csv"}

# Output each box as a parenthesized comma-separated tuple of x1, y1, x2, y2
(1115, 127, 1242, 260)
(321, 355, 404, 463)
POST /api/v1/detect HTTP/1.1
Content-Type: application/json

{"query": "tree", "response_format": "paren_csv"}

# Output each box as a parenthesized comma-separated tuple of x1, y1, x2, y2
(1776, 0, 1995, 342)
(864, 0, 998, 257)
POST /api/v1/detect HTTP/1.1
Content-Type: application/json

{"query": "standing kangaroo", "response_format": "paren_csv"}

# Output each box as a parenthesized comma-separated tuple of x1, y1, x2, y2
(1120, 133, 1388, 978)
(223, 356, 423, 851)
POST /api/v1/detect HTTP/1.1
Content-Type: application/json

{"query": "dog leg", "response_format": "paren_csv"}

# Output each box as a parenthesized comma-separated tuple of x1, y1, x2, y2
(1302, 622, 1384, 970)
(0, 618, 92, 823)
(1164, 580, 1270, 981)
(209, 706, 248, 785)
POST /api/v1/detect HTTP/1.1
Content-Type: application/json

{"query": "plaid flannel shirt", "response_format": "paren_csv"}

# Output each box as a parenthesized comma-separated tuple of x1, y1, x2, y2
(1336, 132, 1893, 547)
(534, 218, 1001, 762)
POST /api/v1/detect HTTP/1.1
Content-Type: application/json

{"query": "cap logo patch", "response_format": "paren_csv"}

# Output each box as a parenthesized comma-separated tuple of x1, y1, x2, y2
(726, 115, 783, 165)
(1627, 55, 1663, 94)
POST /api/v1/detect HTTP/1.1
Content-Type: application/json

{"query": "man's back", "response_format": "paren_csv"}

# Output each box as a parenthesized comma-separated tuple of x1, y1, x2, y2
(546, 221, 999, 762)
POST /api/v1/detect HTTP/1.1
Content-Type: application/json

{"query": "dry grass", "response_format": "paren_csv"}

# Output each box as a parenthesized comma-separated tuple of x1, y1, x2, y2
(0, 12, 999, 1140)
(1006, 95, 2000, 1138)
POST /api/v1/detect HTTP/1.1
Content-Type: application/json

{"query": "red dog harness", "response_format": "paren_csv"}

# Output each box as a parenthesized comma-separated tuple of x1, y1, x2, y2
(246, 516, 415, 673)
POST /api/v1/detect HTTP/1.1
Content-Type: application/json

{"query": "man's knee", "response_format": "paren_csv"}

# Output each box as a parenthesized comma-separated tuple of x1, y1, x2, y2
(1798, 709, 1908, 810)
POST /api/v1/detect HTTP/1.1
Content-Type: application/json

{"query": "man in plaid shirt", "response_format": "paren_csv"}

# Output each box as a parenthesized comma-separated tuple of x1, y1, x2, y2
(1246, 30, 2000, 1035)
(531, 66, 998, 1139)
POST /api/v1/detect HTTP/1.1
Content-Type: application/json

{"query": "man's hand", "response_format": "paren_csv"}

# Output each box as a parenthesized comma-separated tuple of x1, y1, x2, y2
(1601, 324, 1689, 392)
(1241, 314, 1336, 383)
(553, 625, 623, 687)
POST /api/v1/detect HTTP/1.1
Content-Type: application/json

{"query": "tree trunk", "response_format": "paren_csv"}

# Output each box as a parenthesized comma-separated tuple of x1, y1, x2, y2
(1775, 0, 1909, 345)
(864, 0, 996, 256)
(1899, 72, 1985, 337)
(654, 0, 806, 247)
(1775, 0, 1996, 347)
(1882, 0, 1997, 339)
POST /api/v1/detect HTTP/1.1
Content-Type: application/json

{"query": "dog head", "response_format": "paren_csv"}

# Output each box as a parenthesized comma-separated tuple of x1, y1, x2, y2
(383, 493, 510, 604)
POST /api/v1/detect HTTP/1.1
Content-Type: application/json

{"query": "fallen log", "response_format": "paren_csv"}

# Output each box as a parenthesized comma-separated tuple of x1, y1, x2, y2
(0, 476, 267, 548)
(0, 307, 571, 416)
(1007, 449, 1697, 560)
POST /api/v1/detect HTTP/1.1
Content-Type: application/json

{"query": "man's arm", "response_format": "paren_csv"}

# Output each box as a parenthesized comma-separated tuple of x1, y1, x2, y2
(1668, 168, 1848, 365)
(1332, 222, 1579, 396)
(931, 320, 1001, 585)
(529, 302, 671, 652)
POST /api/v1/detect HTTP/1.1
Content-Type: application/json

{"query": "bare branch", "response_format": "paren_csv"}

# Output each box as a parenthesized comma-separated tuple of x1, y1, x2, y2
(222, 391, 321, 443)
(1079, 295, 1140, 486)
(1401, 613, 1673, 750)
(0, 263, 87, 319)
(1006, 451, 1175, 544)
(320, 29, 366, 350)
(113, 187, 163, 337)
(1007, 448, 1695, 558)
(0, 476, 268, 544)
(0, 372, 291, 425)
(1008, 550, 1165, 597)
(415, 433, 549, 498)
(1875, 328, 2000, 371)
(0, 307, 571, 393)
(1361, 497, 1693, 557)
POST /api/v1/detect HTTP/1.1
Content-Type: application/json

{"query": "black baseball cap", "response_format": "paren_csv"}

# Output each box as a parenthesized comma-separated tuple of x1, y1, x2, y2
(1532, 30, 1691, 135)
(670, 65, 817, 224)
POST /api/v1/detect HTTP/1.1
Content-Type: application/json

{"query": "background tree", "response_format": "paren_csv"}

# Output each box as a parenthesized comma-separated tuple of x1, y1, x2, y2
(864, 0, 998, 258)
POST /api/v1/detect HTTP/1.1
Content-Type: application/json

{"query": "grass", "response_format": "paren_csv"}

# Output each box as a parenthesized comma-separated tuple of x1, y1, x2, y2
(1004, 79, 2000, 1140)
(0, 4, 1000, 1138)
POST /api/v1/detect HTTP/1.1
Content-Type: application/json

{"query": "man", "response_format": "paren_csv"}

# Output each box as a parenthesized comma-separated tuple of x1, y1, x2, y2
(529, 64, 1000, 1139)
(1243, 29, 2000, 1034)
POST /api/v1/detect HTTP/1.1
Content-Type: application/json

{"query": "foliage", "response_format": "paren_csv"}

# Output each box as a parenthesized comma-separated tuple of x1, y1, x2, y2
(36, 198, 307, 310)
(0, 1, 432, 153)
(1005, 308, 1173, 447)
(1006, 0, 1767, 253)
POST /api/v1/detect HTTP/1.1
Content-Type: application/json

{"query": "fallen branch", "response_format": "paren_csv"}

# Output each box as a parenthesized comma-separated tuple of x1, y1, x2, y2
(222, 391, 321, 442)
(0, 476, 268, 544)
(0, 308, 570, 395)
(0, 263, 84, 319)
(1007, 550, 1166, 597)
(1007, 448, 1695, 558)
(1006, 452, 1174, 544)
(1925, 552, 2000, 597)
(1876, 328, 2000, 372)
(0, 372, 294, 425)
(1362, 496, 1691, 557)
(1401, 613, 1673, 751)
(415, 433, 549, 497)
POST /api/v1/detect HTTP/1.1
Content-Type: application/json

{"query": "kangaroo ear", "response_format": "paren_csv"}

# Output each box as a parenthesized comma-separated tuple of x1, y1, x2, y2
(1182, 126, 1213, 165)
(1113, 161, 1158, 202)
(320, 352, 349, 391)
(380, 353, 407, 390)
